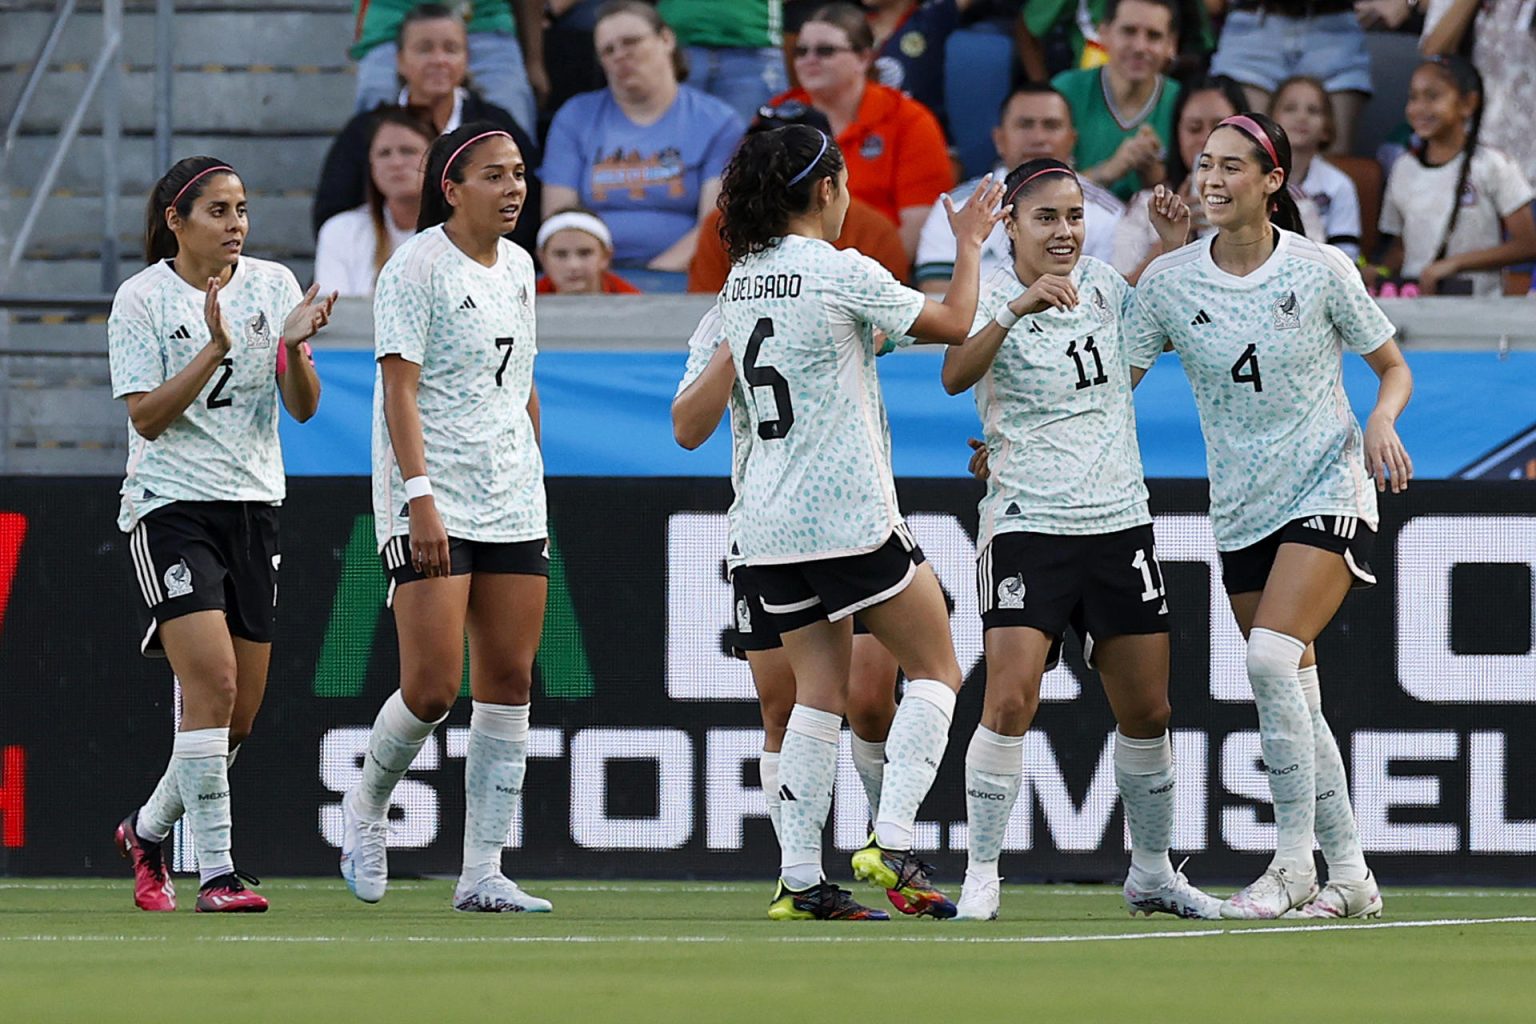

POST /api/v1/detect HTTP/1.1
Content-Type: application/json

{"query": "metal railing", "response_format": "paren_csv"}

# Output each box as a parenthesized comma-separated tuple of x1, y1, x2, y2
(1, 0, 127, 292)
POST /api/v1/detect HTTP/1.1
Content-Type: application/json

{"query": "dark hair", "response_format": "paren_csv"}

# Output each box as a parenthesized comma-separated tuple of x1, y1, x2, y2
(997, 81, 1073, 126)
(1104, 0, 1182, 37)
(1414, 55, 1484, 264)
(364, 107, 435, 278)
(1269, 75, 1336, 152)
(417, 121, 519, 231)
(750, 99, 833, 136)
(803, 3, 876, 52)
(143, 156, 241, 264)
(1166, 75, 1246, 186)
(718, 125, 846, 263)
(396, 3, 459, 45)
(596, 0, 688, 83)
(1000, 158, 1081, 258)
(1214, 111, 1306, 235)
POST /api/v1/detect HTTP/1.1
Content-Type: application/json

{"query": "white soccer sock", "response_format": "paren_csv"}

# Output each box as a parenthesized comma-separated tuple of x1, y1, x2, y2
(777, 705, 841, 891)
(1115, 730, 1175, 886)
(354, 690, 444, 821)
(962, 725, 1024, 883)
(461, 701, 529, 886)
(1247, 628, 1316, 876)
(759, 750, 782, 844)
(171, 727, 235, 884)
(874, 679, 956, 851)
(1300, 665, 1368, 882)
(849, 732, 886, 822)
(137, 766, 184, 843)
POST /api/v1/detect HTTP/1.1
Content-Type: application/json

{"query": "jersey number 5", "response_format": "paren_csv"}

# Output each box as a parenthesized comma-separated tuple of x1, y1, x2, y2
(744, 317, 794, 440)
(494, 337, 515, 387)
(1230, 343, 1263, 392)
(1067, 336, 1108, 390)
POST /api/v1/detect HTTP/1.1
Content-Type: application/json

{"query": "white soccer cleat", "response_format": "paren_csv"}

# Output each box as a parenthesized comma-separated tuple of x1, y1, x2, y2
(1220, 866, 1319, 920)
(453, 874, 553, 913)
(953, 876, 1001, 921)
(1123, 871, 1222, 920)
(339, 792, 391, 904)
(1283, 873, 1383, 919)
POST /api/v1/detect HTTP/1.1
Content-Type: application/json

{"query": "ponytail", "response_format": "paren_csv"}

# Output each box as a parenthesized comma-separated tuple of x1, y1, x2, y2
(417, 121, 513, 232)
(1215, 112, 1303, 235)
(142, 156, 239, 264)
(718, 125, 845, 263)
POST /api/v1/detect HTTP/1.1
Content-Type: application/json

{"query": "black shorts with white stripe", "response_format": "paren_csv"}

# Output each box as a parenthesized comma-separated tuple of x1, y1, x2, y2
(724, 565, 872, 659)
(380, 535, 549, 606)
(129, 501, 280, 657)
(749, 526, 927, 635)
(1218, 514, 1377, 595)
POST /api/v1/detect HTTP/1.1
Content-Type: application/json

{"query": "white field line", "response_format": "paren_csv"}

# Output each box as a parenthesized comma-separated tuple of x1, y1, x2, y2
(3, 917, 1534, 946)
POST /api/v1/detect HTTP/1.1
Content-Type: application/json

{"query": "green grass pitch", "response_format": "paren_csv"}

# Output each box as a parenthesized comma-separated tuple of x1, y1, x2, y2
(2, 880, 1533, 1023)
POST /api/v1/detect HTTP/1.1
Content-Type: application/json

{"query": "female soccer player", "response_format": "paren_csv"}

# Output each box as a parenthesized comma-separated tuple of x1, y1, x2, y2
(715, 123, 1003, 920)
(340, 123, 552, 915)
(1128, 113, 1413, 919)
(110, 155, 333, 912)
(940, 157, 1221, 922)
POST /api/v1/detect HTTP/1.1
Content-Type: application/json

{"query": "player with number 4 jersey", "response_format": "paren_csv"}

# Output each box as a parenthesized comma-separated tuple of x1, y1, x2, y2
(716, 123, 1005, 921)
(344, 124, 552, 917)
(941, 158, 1220, 923)
(1127, 113, 1413, 921)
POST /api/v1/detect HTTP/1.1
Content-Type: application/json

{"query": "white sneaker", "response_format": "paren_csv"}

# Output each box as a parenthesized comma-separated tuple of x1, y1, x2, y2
(339, 792, 390, 904)
(1220, 866, 1319, 920)
(453, 874, 553, 913)
(1123, 871, 1222, 920)
(953, 876, 1001, 921)
(1283, 873, 1383, 919)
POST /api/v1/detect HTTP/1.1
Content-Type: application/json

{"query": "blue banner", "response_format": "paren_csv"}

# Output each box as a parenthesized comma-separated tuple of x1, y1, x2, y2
(281, 349, 1536, 479)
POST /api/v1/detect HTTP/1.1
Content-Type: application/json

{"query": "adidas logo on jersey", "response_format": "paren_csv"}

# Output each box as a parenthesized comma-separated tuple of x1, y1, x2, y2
(778, 784, 796, 802)
(1005, 502, 1022, 516)
(1302, 515, 1357, 538)
(171, 324, 192, 340)
(1190, 309, 1212, 326)
(459, 295, 478, 311)
(1027, 321, 1044, 334)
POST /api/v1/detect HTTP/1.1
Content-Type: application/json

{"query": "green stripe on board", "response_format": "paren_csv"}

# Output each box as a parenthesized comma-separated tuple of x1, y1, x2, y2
(537, 527, 594, 698)
(312, 515, 388, 697)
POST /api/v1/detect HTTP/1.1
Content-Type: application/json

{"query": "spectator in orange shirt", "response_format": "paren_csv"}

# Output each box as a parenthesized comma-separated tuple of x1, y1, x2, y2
(768, 2, 953, 261)
(536, 209, 642, 294)
(689, 101, 909, 291)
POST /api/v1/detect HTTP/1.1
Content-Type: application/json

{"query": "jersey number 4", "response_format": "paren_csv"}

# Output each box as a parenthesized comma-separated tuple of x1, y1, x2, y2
(1067, 336, 1108, 390)
(1230, 343, 1263, 392)
(744, 317, 794, 440)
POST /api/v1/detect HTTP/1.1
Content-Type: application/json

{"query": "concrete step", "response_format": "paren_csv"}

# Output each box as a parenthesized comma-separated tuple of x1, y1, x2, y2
(1, 9, 355, 68)
(3, 133, 333, 192)
(6, 192, 318, 257)
(5, 254, 314, 294)
(1, 66, 356, 135)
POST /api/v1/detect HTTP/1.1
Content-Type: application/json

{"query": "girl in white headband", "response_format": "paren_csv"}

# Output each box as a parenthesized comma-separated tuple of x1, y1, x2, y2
(535, 208, 641, 295)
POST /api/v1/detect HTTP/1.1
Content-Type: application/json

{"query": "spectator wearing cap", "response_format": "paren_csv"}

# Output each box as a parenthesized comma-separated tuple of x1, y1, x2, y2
(542, 1, 745, 271)
(688, 101, 909, 291)
(350, 1, 545, 138)
(315, 3, 542, 252)
(914, 83, 1125, 293)
(536, 208, 641, 294)
(769, 2, 954, 262)
(656, 0, 788, 123)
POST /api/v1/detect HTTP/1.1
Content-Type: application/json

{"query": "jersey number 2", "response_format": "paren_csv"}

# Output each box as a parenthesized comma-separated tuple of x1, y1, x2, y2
(494, 337, 515, 387)
(1067, 336, 1108, 390)
(206, 358, 234, 409)
(744, 317, 794, 440)
(1230, 343, 1263, 392)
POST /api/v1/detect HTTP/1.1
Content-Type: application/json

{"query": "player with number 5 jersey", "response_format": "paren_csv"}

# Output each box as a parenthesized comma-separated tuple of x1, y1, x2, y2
(716, 123, 1005, 921)
(344, 123, 552, 916)
(108, 155, 334, 914)
(940, 157, 1221, 923)
(1127, 113, 1414, 920)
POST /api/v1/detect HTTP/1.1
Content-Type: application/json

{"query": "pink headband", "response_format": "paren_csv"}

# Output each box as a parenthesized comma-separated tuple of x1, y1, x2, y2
(172, 165, 235, 208)
(440, 130, 513, 194)
(1217, 115, 1279, 169)
(1004, 166, 1077, 207)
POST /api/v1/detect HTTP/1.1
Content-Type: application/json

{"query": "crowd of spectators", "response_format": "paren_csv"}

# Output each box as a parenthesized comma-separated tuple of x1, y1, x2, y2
(316, 0, 1536, 298)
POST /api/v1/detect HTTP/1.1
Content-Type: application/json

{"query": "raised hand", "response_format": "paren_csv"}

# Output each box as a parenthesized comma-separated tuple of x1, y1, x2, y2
(1010, 274, 1078, 316)
(204, 278, 233, 354)
(944, 175, 1009, 251)
(282, 282, 339, 347)
(1148, 183, 1193, 252)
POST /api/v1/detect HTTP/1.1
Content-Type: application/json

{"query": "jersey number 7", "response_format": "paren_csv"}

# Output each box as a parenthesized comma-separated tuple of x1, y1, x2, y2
(494, 337, 515, 387)
(744, 317, 794, 440)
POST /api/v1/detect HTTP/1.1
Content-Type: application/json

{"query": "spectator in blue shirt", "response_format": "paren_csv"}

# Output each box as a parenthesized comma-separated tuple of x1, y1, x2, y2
(541, 0, 745, 270)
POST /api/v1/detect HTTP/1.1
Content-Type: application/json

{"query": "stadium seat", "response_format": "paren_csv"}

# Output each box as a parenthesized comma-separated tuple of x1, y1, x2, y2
(945, 28, 1014, 180)
(1329, 154, 1383, 260)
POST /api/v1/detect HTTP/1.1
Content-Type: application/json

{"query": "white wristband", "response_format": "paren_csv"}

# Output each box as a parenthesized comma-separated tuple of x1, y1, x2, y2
(403, 476, 432, 500)
(994, 307, 1021, 330)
